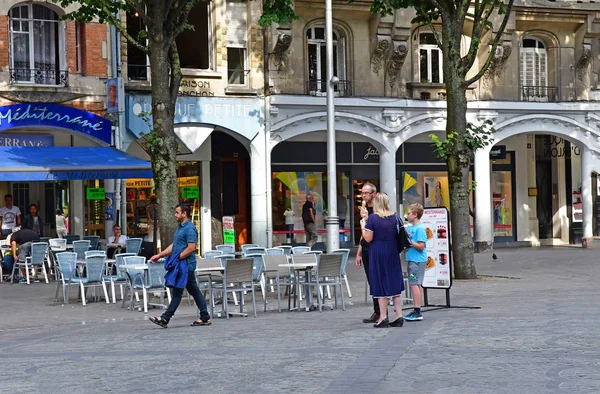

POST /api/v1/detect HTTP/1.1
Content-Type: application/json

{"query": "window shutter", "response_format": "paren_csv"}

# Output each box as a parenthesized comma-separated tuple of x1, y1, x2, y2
(538, 51, 547, 87)
(226, 0, 247, 48)
(521, 50, 534, 86)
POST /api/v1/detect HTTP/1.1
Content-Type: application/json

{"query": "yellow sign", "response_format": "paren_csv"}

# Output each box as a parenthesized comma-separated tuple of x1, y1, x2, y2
(178, 176, 199, 187)
(126, 179, 154, 188)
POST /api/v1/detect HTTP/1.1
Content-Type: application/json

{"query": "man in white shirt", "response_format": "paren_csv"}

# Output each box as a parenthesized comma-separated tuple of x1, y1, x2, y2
(283, 208, 295, 243)
(0, 194, 21, 239)
(107, 225, 128, 258)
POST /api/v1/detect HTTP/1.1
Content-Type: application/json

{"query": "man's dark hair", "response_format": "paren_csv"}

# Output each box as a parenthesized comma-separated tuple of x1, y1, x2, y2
(177, 203, 191, 217)
(29, 203, 37, 210)
(5, 194, 12, 199)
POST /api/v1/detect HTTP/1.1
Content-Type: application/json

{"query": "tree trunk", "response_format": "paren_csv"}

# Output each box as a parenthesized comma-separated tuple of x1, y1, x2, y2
(148, 26, 180, 249)
(444, 18, 477, 280)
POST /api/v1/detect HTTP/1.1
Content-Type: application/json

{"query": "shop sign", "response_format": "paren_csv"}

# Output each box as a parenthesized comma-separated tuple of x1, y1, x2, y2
(181, 186, 199, 199)
(179, 78, 216, 97)
(489, 145, 506, 160)
(126, 178, 154, 188)
(178, 176, 199, 187)
(0, 104, 111, 144)
(127, 95, 263, 142)
(353, 142, 379, 164)
(86, 187, 105, 200)
(0, 134, 54, 147)
(420, 207, 452, 289)
(105, 192, 114, 221)
(222, 216, 235, 244)
(106, 78, 124, 113)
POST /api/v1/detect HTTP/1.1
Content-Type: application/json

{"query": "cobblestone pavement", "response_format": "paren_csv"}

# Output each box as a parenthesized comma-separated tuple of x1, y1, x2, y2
(1, 248, 600, 393)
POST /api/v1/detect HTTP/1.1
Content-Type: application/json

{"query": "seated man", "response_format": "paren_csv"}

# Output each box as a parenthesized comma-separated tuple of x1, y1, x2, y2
(10, 227, 40, 283)
(107, 225, 128, 258)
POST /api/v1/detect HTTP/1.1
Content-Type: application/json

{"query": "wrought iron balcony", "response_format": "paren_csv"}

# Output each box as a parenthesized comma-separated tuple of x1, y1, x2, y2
(521, 86, 558, 102)
(128, 64, 150, 81)
(9, 68, 68, 87)
(307, 79, 352, 97)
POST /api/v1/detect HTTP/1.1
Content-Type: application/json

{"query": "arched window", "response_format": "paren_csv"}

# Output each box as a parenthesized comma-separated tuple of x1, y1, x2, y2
(521, 38, 547, 87)
(419, 33, 443, 83)
(9, 4, 62, 85)
(306, 26, 348, 95)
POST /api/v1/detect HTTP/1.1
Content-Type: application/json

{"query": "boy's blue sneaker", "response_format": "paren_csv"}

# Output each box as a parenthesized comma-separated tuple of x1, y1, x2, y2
(19, 278, 26, 284)
(404, 310, 423, 321)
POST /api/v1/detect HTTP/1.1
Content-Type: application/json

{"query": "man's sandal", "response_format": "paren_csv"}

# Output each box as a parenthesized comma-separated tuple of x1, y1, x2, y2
(190, 319, 211, 326)
(149, 316, 168, 328)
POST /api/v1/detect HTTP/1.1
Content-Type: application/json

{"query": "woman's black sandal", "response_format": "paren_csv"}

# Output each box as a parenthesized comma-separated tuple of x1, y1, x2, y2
(373, 318, 389, 328)
(149, 316, 168, 328)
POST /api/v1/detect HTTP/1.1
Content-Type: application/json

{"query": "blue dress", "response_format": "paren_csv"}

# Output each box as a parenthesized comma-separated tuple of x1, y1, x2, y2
(364, 214, 405, 298)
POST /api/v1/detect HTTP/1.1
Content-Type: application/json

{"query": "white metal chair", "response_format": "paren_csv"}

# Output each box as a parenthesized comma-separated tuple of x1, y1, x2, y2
(331, 249, 352, 297)
(292, 246, 311, 255)
(263, 254, 295, 312)
(72, 240, 91, 260)
(304, 253, 345, 312)
(240, 244, 259, 255)
(215, 244, 235, 254)
(11, 242, 49, 284)
(125, 238, 143, 255)
(70, 255, 110, 306)
(209, 258, 256, 319)
(204, 250, 224, 259)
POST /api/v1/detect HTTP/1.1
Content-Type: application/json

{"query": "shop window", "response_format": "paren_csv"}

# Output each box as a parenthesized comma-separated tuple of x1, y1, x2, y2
(12, 183, 30, 214)
(84, 180, 105, 238)
(419, 33, 443, 83)
(306, 26, 350, 96)
(272, 170, 351, 245)
(9, 4, 67, 86)
(176, 3, 211, 70)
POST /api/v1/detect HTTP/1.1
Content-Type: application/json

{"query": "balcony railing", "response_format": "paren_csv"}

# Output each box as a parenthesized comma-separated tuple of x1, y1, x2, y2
(307, 79, 352, 97)
(521, 86, 558, 102)
(9, 68, 68, 87)
(128, 64, 150, 81)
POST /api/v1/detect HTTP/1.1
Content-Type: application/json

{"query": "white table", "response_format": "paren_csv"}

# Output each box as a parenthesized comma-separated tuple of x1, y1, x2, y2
(281, 263, 317, 311)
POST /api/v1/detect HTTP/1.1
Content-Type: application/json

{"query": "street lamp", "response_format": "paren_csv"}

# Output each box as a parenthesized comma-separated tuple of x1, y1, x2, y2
(325, 0, 339, 252)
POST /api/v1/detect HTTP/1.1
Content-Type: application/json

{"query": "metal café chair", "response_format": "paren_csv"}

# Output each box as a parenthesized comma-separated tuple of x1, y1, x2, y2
(125, 238, 143, 256)
(72, 240, 91, 260)
(266, 248, 285, 255)
(204, 250, 224, 259)
(64, 235, 80, 245)
(243, 247, 266, 257)
(55, 252, 78, 303)
(304, 253, 345, 312)
(209, 258, 256, 319)
(69, 255, 110, 306)
(291, 246, 310, 255)
(104, 253, 136, 303)
(11, 242, 49, 284)
(262, 254, 294, 312)
(240, 244, 259, 255)
(331, 249, 352, 298)
(215, 244, 235, 254)
(83, 235, 100, 250)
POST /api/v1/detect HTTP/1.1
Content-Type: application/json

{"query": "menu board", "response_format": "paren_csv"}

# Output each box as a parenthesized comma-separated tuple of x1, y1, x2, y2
(420, 207, 451, 289)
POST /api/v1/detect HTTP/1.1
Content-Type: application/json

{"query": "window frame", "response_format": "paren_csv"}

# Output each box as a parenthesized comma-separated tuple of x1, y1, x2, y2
(8, 3, 66, 86)
(520, 38, 547, 87)
(419, 33, 443, 84)
(306, 26, 346, 95)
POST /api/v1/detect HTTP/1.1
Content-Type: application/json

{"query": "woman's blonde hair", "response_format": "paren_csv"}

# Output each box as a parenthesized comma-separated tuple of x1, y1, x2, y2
(373, 193, 394, 218)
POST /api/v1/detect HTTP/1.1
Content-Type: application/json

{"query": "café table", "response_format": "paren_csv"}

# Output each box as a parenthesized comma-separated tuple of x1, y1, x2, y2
(280, 262, 318, 312)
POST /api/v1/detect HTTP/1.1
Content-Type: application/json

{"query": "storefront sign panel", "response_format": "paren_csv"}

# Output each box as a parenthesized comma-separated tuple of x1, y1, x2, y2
(353, 142, 379, 164)
(419, 207, 452, 289)
(0, 104, 111, 144)
(105, 192, 114, 220)
(0, 134, 54, 147)
(126, 179, 154, 188)
(127, 95, 263, 142)
(182, 186, 199, 199)
(86, 187, 105, 200)
(178, 176, 199, 187)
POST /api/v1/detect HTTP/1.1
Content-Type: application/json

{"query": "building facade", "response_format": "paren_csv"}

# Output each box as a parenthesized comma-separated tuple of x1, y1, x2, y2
(266, 0, 600, 248)
(0, 1, 150, 239)
(121, 0, 269, 253)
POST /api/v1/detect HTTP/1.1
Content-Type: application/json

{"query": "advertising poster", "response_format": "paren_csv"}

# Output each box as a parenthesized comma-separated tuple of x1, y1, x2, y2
(104, 192, 114, 221)
(222, 216, 235, 245)
(419, 207, 452, 289)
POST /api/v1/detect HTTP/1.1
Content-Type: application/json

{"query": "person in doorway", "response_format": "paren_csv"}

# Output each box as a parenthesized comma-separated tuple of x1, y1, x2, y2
(355, 183, 380, 324)
(148, 204, 211, 328)
(23, 204, 44, 237)
(0, 194, 22, 239)
(404, 203, 427, 321)
(283, 207, 295, 243)
(107, 225, 128, 258)
(360, 193, 405, 328)
(55, 209, 67, 238)
(11, 227, 41, 283)
(302, 194, 318, 248)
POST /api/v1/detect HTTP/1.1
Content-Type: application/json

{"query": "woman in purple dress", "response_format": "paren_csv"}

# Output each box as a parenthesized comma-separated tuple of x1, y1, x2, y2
(360, 193, 405, 328)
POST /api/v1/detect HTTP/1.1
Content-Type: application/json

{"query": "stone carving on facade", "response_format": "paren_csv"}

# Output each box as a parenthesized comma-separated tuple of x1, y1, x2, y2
(482, 42, 512, 88)
(576, 43, 591, 82)
(386, 41, 408, 89)
(270, 28, 292, 71)
(371, 36, 391, 74)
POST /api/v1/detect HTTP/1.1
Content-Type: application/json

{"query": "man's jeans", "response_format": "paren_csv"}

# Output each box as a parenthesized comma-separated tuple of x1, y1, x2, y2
(162, 270, 211, 322)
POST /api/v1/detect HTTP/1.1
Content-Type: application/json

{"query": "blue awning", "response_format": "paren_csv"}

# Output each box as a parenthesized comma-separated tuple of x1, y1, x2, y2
(0, 147, 152, 181)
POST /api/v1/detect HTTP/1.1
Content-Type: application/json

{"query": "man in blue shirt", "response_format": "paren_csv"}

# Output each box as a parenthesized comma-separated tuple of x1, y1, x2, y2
(149, 204, 211, 328)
